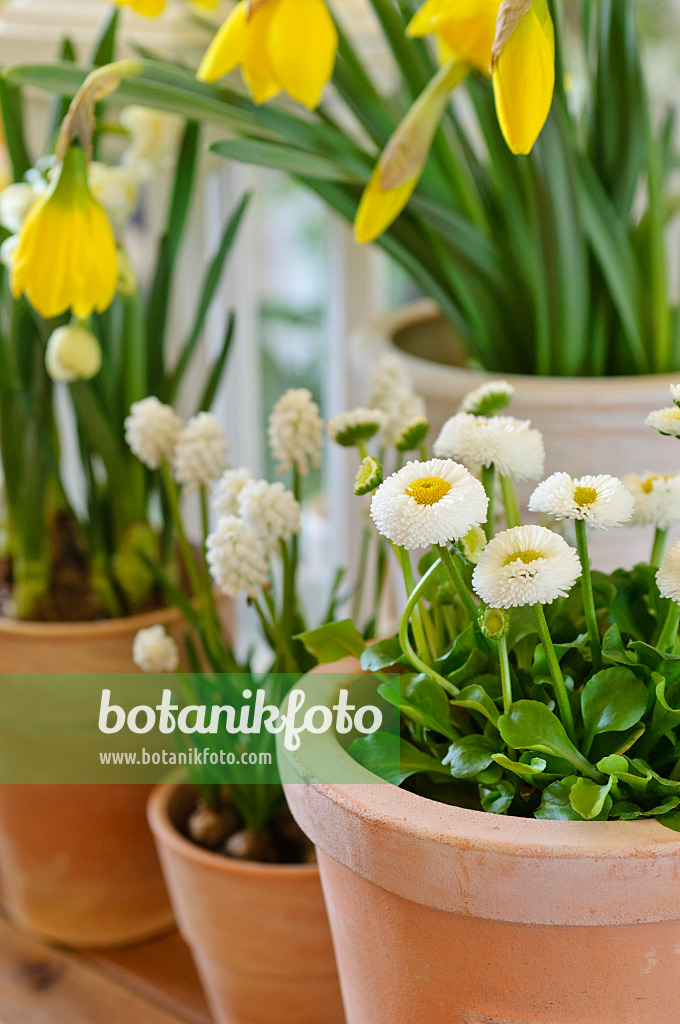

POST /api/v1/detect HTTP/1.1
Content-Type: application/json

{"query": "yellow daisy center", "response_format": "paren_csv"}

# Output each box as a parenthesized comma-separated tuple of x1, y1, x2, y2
(505, 550, 543, 566)
(573, 485, 597, 506)
(407, 476, 451, 505)
(642, 474, 673, 494)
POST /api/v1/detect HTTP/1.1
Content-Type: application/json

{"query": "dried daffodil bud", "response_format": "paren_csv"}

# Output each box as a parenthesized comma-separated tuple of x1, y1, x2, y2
(354, 456, 383, 496)
(45, 325, 102, 383)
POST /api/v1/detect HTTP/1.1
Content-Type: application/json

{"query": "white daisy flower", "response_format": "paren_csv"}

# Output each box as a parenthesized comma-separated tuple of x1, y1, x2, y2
(671, 384, 680, 408)
(622, 473, 680, 531)
(327, 408, 385, 447)
(268, 388, 323, 476)
(125, 397, 183, 470)
(132, 625, 179, 673)
(657, 542, 680, 604)
(173, 413, 230, 491)
(434, 413, 545, 481)
(237, 479, 302, 552)
(212, 468, 253, 518)
(460, 380, 515, 417)
(460, 525, 488, 564)
(645, 407, 680, 439)
(206, 516, 269, 598)
(472, 525, 581, 608)
(529, 473, 635, 531)
(370, 458, 488, 550)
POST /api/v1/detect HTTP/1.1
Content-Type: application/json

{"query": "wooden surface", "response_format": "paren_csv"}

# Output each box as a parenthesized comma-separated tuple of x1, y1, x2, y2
(0, 915, 212, 1024)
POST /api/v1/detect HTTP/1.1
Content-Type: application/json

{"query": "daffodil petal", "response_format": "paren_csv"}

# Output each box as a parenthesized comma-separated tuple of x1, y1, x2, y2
(407, 0, 456, 38)
(117, 0, 165, 17)
(354, 167, 418, 245)
(492, 0, 555, 154)
(408, 0, 498, 73)
(240, 2, 282, 104)
(197, 2, 248, 83)
(267, 0, 338, 109)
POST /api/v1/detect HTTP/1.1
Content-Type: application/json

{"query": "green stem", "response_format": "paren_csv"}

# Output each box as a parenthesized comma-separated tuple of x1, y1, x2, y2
(161, 463, 202, 599)
(498, 633, 516, 759)
(481, 465, 495, 541)
(651, 528, 668, 569)
(352, 527, 371, 623)
(358, 440, 368, 460)
(398, 558, 459, 696)
(397, 545, 432, 664)
(437, 545, 479, 624)
(532, 603, 577, 744)
(499, 474, 521, 528)
(261, 588, 299, 673)
(658, 601, 680, 653)
(574, 519, 602, 671)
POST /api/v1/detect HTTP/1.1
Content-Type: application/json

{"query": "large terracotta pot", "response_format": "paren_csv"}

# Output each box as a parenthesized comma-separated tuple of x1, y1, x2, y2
(353, 300, 680, 569)
(0, 605, 193, 946)
(281, 662, 680, 1024)
(148, 784, 345, 1024)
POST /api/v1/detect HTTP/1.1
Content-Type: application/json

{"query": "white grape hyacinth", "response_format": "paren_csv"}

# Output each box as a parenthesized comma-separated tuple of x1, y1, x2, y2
(366, 354, 427, 445)
(125, 397, 183, 470)
(529, 473, 635, 531)
(434, 413, 545, 481)
(133, 625, 180, 673)
(237, 479, 302, 552)
(268, 388, 323, 476)
(657, 543, 680, 604)
(623, 473, 680, 531)
(472, 525, 581, 608)
(173, 413, 230, 491)
(370, 458, 488, 550)
(206, 516, 269, 598)
(460, 379, 515, 417)
(327, 408, 385, 447)
(212, 468, 253, 518)
(645, 407, 680, 439)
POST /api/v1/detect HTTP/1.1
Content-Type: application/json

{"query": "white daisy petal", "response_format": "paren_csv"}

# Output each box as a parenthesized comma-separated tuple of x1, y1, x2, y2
(623, 472, 680, 531)
(671, 383, 680, 408)
(434, 413, 545, 481)
(529, 473, 635, 531)
(645, 407, 680, 438)
(657, 542, 680, 605)
(472, 525, 581, 608)
(370, 458, 488, 550)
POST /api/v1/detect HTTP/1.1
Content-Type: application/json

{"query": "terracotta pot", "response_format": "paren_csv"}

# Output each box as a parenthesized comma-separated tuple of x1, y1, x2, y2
(147, 784, 345, 1024)
(353, 300, 680, 569)
(281, 662, 680, 1024)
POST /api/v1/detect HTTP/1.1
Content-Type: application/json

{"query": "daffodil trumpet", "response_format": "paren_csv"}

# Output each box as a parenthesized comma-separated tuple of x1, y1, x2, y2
(354, 59, 469, 244)
(197, 0, 338, 110)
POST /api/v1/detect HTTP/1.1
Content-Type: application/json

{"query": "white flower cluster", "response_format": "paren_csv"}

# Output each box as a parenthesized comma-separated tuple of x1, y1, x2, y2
(206, 516, 269, 598)
(623, 473, 680, 531)
(173, 412, 230, 491)
(366, 355, 427, 446)
(529, 473, 635, 531)
(237, 479, 302, 552)
(370, 459, 488, 550)
(133, 625, 180, 673)
(125, 397, 183, 470)
(268, 388, 323, 476)
(434, 413, 545, 481)
(212, 467, 253, 518)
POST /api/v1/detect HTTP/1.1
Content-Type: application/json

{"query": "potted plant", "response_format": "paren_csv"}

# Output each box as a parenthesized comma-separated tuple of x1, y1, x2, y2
(280, 380, 680, 1023)
(135, 386, 344, 1024)
(0, 10, 244, 948)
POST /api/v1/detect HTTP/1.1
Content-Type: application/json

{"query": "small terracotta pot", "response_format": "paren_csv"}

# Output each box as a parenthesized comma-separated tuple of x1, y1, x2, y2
(281, 662, 680, 1024)
(147, 784, 345, 1024)
(353, 300, 680, 570)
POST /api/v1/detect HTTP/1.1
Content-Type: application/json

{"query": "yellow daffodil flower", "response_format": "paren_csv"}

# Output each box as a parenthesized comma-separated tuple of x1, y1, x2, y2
(117, 0, 219, 16)
(355, 60, 468, 244)
(492, 0, 555, 155)
(407, 0, 498, 73)
(11, 146, 118, 321)
(197, 0, 338, 110)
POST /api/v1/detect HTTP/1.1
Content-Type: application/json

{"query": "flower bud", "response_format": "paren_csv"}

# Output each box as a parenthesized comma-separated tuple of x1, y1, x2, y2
(480, 607, 509, 640)
(355, 456, 383, 496)
(45, 325, 102, 383)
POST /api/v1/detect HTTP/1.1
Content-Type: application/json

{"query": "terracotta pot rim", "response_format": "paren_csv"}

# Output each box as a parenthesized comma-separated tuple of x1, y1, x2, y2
(358, 298, 680, 388)
(280, 665, 680, 925)
(0, 603, 186, 640)
(147, 782, 320, 879)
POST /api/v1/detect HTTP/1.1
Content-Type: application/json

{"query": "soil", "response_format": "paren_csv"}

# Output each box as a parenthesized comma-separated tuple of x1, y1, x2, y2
(186, 796, 316, 866)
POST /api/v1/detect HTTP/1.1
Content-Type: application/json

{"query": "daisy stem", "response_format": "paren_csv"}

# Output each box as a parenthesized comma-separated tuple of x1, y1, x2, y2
(532, 603, 577, 744)
(657, 600, 680, 652)
(358, 441, 368, 460)
(397, 545, 432, 665)
(499, 474, 521, 528)
(481, 465, 495, 541)
(437, 545, 479, 625)
(419, 442, 428, 461)
(498, 633, 516, 759)
(398, 558, 459, 696)
(651, 528, 669, 568)
(574, 519, 602, 672)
